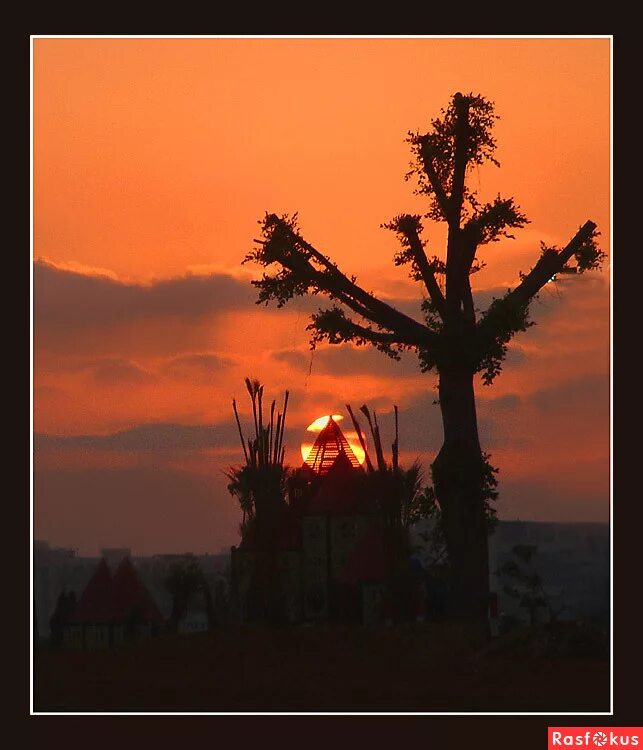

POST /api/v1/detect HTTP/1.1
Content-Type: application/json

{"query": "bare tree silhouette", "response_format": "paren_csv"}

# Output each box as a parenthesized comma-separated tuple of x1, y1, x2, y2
(244, 92, 605, 623)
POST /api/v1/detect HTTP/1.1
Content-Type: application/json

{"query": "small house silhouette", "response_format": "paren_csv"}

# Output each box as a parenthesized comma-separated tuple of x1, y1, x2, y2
(64, 557, 163, 649)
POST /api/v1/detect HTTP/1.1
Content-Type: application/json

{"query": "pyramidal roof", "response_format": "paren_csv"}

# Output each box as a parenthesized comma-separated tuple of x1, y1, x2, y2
(69, 557, 163, 625)
(111, 557, 164, 624)
(69, 558, 114, 624)
(304, 416, 362, 475)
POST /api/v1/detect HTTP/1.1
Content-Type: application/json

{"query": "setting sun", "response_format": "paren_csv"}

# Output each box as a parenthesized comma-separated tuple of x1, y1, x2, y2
(307, 414, 344, 432)
(300, 413, 366, 466)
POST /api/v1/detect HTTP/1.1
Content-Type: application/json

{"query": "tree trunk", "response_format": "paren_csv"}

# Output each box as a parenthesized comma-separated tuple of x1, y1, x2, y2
(432, 366, 490, 624)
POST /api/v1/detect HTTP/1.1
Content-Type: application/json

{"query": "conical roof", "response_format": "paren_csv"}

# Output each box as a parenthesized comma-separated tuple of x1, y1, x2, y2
(69, 557, 164, 625)
(111, 557, 164, 624)
(68, 558, 114, 624)
(304, 417, 362, 475)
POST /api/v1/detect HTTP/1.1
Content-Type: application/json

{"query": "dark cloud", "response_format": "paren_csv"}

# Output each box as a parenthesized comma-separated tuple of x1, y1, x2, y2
(476, 393, 525, 449)
(470, 286, 511, 315)
(382, 368, 607, 456)
(476, 371, 608, 451)
(346, 391, 444, 459)
(530, 372, 609, 416)
(37, 356, 156, 386)
(489, 393, 522, 411)
(385, 298, 425, 323)
(504, 346, 527, 366)
(34, 384, 65, 400)
(272, 344, 422, 377)
(266, 275, 604, 336)
(472, 273, 608, 321)
(159, 353, 235, 383)
(89, 358, 155, 386)
(35, 420, 241, 453)
(33, 260, 255, 332)
(314, 345, 421, 377)
(271, 350, 310, 370)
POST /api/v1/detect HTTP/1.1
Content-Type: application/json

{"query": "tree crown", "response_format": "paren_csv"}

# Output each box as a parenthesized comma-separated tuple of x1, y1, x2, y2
(244, 92, 604, 384)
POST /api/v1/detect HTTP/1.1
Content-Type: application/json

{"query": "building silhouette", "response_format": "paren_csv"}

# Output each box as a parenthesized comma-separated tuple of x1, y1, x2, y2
(63, 557, 163, 649)
(230, 417, 416, 624)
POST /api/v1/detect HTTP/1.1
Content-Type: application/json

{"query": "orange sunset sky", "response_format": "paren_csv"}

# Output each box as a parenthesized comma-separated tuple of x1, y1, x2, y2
(33, 37, 610, 556)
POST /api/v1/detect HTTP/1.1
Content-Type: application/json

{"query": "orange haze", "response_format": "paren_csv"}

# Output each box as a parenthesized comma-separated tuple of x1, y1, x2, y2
(33, 37, 610, 555)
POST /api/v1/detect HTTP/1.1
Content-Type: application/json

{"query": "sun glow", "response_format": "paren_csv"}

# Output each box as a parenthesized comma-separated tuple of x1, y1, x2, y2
(300, 413, 366, 466)
(307, 414, 344, 432)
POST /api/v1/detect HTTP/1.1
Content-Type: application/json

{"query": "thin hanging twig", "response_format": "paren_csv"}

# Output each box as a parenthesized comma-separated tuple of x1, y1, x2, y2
(268, 399, 276, 465)
(346, 403, 374, 473)
(373, 411, 386, 470)
(257, 385, 265, 465)
(392, 404, 399, 473)
(232, 398, 249, 465)
(273, 413, 282, 465)
(360, 404, 386, 472)
(277, 390, 289, 463)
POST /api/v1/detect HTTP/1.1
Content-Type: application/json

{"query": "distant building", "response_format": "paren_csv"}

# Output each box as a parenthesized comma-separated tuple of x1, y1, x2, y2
(33, 541, 99, 640)
(64, 557, 164, 649)
(230, 417, 421, 625)
(488, 520, 609, 626)
(410, 518, 610, 625)
(178, 592, 210, 634)
(34, 544, 229, 640)
(100, 547, 132, 568)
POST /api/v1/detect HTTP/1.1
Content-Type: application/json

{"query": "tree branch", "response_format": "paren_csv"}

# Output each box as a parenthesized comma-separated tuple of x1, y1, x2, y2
(251, 214, 433, 347)
(474, 220, 601, 384)
(403, 226, 448, 320)
(463, 196, 529, 247)
(450, 93, 470, 228)
(384, 214, 448, 321)
(501, 220, 598, 308)
(445, 97, 471, 311)
(297, 233, 429, 339)
(308, 306, 420, 351)
(417, 139, 452, 220)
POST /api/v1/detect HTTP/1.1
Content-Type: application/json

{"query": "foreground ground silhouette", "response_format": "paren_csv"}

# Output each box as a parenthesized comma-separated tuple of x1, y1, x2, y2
(34, 621, 608, 712)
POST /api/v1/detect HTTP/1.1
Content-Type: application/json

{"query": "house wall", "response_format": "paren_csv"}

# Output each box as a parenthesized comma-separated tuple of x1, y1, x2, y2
(302, 515, 328, 620)
(278, 550, 303, 623)
(329, 515, 361, 580)
(113, 625, 125, 647)
(83, 624, 110, 650)
(176, 588, 210, 633)
(302, 513, 378, 622)
(63, 625, 84, 650)
(362, 584, 385, 625)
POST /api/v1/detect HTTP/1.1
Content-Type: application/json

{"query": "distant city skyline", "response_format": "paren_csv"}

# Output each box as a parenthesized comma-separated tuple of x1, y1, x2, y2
(34, 538, 233, 558)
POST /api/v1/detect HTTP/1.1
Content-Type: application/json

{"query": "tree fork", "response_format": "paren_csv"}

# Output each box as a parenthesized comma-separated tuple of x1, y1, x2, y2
(245, 93, 604, 626)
